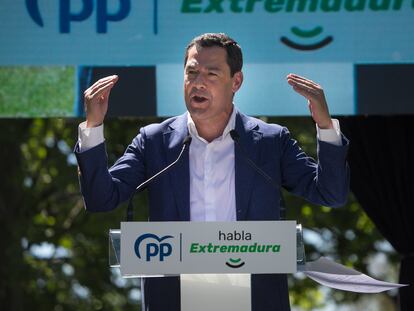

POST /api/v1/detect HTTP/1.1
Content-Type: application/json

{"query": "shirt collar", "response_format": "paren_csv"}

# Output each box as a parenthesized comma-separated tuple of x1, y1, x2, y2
(187, 106, 237, 143)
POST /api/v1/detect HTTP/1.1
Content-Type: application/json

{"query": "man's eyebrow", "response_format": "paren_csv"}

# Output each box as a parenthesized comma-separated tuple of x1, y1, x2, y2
(206, 66, 221, 71)
(185, 64, 222, 72)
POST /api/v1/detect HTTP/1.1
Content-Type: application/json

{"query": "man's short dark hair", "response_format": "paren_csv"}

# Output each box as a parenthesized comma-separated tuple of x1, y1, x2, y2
(184, 33, 243, 77)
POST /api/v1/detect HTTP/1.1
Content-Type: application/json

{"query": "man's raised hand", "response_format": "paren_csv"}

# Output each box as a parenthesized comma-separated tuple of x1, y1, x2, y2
(84, 75, 118, 128)
(286, 74, 333, 129)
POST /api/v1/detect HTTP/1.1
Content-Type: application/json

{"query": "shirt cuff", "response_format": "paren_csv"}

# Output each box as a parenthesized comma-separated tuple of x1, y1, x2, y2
(316, 119, 342, 146)
(78, 121, 105, 152)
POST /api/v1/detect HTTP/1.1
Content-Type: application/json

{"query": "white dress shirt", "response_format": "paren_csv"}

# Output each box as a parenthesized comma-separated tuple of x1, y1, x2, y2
(78, 107, 342, 222)
(187, 109, 237, 222)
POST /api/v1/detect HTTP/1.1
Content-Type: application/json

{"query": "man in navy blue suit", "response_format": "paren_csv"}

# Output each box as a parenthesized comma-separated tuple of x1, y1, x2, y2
(75, 33, 349, 310)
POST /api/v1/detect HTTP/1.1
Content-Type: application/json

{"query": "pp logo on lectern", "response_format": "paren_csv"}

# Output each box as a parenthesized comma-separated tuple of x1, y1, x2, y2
(134, 233, 173, 262)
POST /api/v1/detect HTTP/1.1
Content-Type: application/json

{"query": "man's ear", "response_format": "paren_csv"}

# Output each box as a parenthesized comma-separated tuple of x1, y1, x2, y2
(232, 71, 243, 93)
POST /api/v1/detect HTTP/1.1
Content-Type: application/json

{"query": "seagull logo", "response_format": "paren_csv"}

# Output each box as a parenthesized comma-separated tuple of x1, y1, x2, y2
(280, 26, 333, 51)
(226, 258, 245, 268)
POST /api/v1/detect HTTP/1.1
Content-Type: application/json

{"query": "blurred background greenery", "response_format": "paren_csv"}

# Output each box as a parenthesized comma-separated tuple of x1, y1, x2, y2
(0, 67, 74, 117)
(0, 67, 400, 311)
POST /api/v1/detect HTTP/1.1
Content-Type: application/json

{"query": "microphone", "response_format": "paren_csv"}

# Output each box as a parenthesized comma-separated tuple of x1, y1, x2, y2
(126, 135, 192, 221)
(229, 129, 286, 220)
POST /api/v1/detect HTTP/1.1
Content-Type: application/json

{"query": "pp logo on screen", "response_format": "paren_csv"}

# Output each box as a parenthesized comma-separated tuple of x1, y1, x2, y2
(25, 0, 131, 33)
(134, 233, 173, 262)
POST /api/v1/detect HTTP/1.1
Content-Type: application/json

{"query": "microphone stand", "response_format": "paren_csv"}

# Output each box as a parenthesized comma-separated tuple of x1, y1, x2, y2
(230, 130, 286, 220)
(126, 135, 192, 221)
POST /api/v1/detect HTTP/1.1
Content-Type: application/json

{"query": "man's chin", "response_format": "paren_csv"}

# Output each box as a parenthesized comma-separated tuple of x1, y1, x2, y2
(186, 103, 209, 116)
(188, 108, 207, 119)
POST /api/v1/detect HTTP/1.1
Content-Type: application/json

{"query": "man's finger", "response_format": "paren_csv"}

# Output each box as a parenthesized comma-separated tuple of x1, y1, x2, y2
(84, 79, 116, 98)
(287, 77, 320, 92)
(287, 74, 319, 88)
(87, 75, 118, 93)
(100, 87, 112, 101)
(88, 82, 115, 100)
(291, 85, 315, 101)
(90, 77, 117, 92)
(289, 81, 319, 98)
(92, 75, 118, 86)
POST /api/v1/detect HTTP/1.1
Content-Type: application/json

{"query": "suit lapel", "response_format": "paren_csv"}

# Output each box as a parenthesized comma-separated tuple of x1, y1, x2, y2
(235, 112, 261, 220)
(163, 114, 190, 221)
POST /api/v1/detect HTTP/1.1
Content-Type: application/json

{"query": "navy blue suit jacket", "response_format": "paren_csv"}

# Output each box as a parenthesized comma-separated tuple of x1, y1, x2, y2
(75, 111, 349, 311)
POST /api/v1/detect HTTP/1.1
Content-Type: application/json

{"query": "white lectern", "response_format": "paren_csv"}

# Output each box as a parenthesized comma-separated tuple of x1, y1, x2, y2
(108, 221, 405, 310)
(109, 221, 304, 311)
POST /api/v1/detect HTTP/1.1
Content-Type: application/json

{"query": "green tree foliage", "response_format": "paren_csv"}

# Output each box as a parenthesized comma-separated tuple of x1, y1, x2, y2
(0, 117, 399, 310)
(0, 118, 153, 311)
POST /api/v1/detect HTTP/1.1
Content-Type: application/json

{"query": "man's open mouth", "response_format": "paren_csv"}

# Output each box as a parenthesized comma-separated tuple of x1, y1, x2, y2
(191, 95, 208, 103)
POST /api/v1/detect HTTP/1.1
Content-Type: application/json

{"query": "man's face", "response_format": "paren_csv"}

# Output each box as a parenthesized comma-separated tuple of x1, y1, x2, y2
(184, 45, 243, 123)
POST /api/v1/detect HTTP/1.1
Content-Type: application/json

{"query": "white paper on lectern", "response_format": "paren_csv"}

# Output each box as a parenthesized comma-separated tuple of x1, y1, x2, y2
(303, 257, 408, 293)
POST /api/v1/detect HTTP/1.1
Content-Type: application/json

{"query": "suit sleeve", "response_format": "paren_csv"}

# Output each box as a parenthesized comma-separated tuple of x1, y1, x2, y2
(74, 129, 147, 212)
(279, 127, 350, 207)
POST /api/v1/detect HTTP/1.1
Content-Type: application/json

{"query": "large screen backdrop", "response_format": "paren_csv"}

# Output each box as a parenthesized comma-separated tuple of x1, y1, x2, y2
(1, 0, 413, 117)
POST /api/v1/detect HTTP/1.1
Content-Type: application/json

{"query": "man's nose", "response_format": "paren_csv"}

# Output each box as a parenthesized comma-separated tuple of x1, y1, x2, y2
(193, 73, 207, 88)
